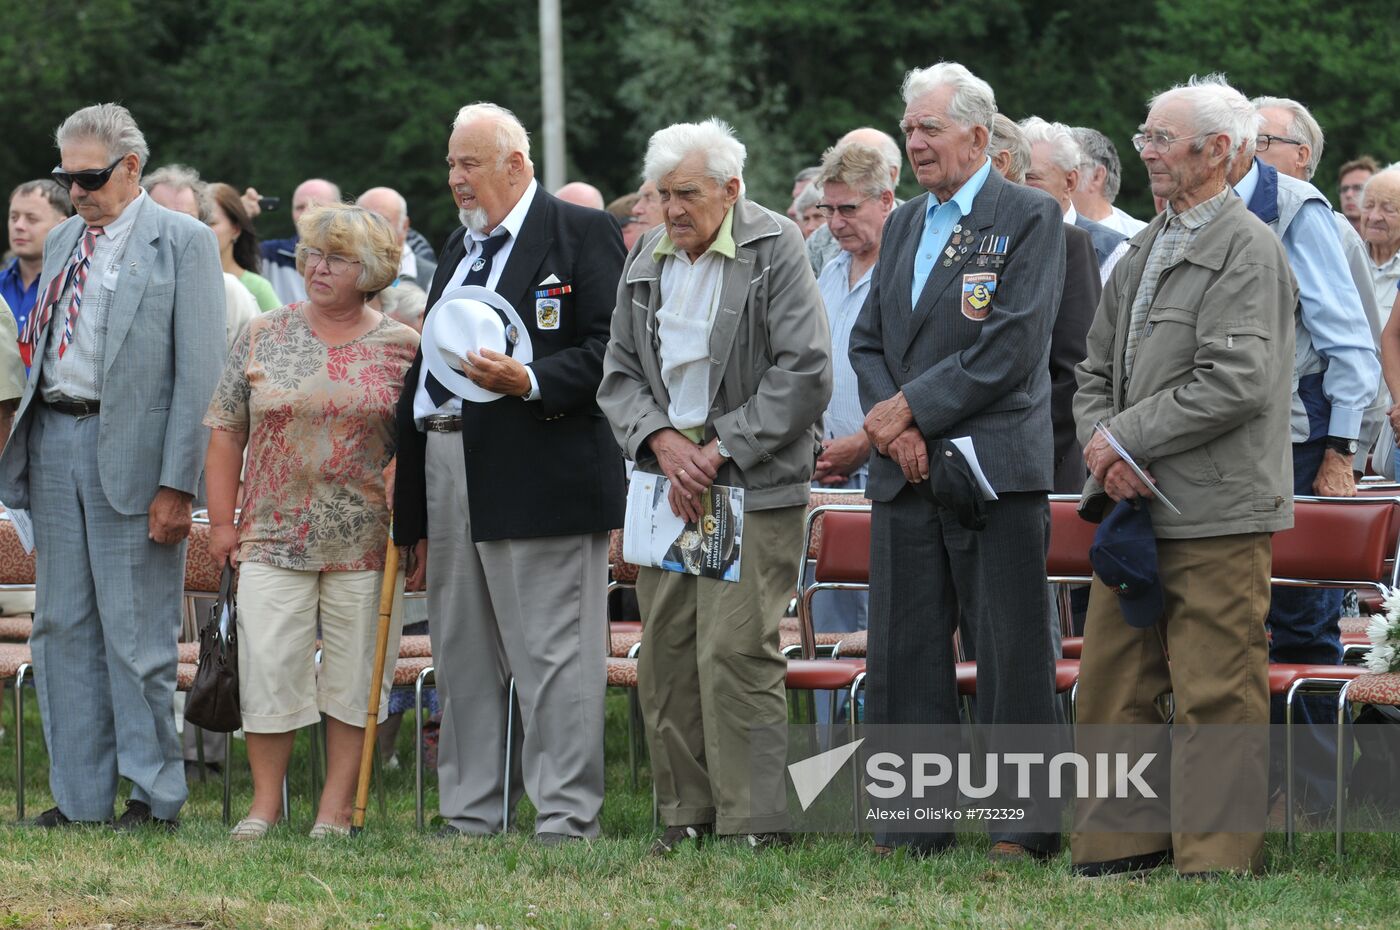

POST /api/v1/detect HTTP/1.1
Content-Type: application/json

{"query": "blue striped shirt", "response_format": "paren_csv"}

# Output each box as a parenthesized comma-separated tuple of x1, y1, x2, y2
(817, 250, 872, 483)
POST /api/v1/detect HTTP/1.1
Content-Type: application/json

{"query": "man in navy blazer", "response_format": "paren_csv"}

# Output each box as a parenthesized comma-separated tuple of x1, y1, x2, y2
(0, 104, 225, 829)
(850, 63, 1067, 860)
(393, 102, 625, 843)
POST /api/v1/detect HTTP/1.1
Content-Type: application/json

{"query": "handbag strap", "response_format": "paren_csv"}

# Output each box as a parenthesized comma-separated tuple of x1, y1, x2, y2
(216, 563, 236, 617)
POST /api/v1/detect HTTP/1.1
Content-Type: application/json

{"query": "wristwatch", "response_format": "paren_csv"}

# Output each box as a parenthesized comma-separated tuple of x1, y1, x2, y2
(715, 439, 732, 460)
(1325, 436, 1359, 456)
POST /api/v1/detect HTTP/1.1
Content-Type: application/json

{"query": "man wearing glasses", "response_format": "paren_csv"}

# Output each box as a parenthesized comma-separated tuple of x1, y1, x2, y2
(1071, 77, 1298, 877)
(0, 103, 225, 831)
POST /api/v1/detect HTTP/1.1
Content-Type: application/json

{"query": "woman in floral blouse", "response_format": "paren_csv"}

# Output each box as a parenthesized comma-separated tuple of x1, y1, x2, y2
(205, 204, 420, 840)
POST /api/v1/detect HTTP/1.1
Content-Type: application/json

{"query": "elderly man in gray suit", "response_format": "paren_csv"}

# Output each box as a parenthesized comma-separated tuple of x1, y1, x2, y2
(849, 62, 1066, 861)
(0, 103, 225, 830)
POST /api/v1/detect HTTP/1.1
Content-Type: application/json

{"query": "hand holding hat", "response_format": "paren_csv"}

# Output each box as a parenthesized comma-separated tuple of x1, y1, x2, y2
(422, 285, 535, 403)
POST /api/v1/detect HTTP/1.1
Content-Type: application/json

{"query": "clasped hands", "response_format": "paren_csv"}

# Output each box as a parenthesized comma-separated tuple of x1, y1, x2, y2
(862, 393, 928, 484)
(648, 428, 724, 522)
(1082, 431, 1156, 502)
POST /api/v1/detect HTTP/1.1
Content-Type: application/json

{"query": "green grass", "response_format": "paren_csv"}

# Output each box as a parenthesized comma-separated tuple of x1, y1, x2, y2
(1, 693, 1398, 929)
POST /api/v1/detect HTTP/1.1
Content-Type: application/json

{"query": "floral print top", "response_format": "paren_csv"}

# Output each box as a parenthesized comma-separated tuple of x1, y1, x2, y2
(204, 304, 419, 571)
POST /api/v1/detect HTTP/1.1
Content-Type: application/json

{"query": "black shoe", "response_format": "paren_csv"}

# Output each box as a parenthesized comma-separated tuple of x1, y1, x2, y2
(535, 831, 585, 847)
(737, 831, 792, 851)
(1073, 849, 1171, 879)
(649, 823, 714, 857)
(31, 806, 85, 828)
(112, 800, 178, 833)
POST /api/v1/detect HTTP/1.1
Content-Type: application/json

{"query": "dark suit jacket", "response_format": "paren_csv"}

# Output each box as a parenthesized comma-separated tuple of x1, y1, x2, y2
(1051, 224, 1100, 492)
(1073, 212, 1127, 269)
(849, 168, 1066, 500)
(392, 187, 627, 544)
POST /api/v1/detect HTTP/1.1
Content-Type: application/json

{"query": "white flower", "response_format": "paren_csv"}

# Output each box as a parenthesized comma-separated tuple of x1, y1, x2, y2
(1382, 586, 1400, 618)
(1366, 643, 1396, 674)
(1368, 614, 1393, 645)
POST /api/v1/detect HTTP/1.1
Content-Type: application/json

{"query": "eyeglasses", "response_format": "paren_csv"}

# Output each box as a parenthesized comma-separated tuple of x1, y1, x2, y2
(816, 196, 873, 219)
(1130, 130, 1214, 154)
(301, 248, 362, 275)
(1256, 133, 1305, 151)
(51, 156, 125, 192)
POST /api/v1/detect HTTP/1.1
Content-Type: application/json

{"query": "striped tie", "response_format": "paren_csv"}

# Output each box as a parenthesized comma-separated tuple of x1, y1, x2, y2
(23, 226, 103, 359)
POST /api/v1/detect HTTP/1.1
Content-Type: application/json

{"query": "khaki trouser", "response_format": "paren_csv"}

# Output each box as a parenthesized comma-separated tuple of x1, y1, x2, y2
(1071, 532, 1271, 875)
(635, 505, 804, 835)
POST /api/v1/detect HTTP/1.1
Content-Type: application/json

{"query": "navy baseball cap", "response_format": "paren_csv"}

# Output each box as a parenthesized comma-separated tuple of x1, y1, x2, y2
(1089, 501, 1164, 629)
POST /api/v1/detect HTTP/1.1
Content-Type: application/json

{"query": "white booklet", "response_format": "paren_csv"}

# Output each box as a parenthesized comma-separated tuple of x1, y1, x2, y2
(623, 471, 744, 582)
(949, 436, 999, 501)
(1093, 421, 1183, 515)
(2, 508, 34, 554)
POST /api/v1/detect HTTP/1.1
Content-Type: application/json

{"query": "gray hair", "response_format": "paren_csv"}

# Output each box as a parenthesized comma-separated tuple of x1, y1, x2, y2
(1252, 95, 1324, 180)
(900, 62, 996, 132)
(1148, 74, 1258, 170)
(1072, 127, 1124, 202)
(838, 128, 904, 185)
(1019, 117, 1082, 174)
(988, 114, 1031, 184)
(143, 163, 211, 223)
(452, 102, 533, 169)
(54, 102, 149, 172)
(792, 181, 823, 215)
(643, 118, 747, 189)
(9, 179, 74, 218)
(817, 142, 895, 199)
(794, 166, 822, 185)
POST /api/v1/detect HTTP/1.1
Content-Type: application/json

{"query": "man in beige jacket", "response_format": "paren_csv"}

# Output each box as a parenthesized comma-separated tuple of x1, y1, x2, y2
(1070, 78, 1298, 877)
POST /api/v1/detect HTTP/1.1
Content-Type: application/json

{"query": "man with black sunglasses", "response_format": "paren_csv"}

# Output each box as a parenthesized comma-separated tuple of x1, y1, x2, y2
(0, 103, 225, 832)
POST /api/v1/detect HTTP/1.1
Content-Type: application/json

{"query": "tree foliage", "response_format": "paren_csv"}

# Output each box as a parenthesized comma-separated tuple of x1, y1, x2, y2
(2, 0, 1398, 246)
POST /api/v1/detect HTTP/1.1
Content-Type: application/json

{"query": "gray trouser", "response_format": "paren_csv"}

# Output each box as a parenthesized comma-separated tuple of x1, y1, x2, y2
(28, 405, 188, 821)
(425, 431, 607, 837)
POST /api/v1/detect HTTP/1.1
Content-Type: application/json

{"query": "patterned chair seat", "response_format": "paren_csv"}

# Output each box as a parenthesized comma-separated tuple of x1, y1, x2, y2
(0, 615, 32, 642)
(0, 642, 31, 679)
(394, 656, 434, 687)
(610, 630, 643, 658)
(606, 657, 638, 688)
(176, 663, 198, 691)
(1346, 672, 1400, 705)
(833, 629, 867, 658)
(399, 635, 433, 659)
(1339, 616, 1368, 636)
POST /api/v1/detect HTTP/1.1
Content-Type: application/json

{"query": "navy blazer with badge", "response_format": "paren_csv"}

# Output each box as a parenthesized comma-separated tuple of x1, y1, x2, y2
(393, 187, 627, 544)
(850, 168, 1066, 497)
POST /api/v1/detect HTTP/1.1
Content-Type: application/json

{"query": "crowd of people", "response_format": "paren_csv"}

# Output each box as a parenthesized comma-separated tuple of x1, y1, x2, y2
(3, 56, 1400, 877)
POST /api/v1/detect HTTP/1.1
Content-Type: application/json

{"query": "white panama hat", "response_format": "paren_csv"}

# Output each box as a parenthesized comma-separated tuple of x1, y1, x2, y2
(421, 285, 534, 403)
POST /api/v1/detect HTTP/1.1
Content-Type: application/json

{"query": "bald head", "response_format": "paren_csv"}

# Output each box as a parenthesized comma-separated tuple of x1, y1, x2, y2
(839, 127, 902, 185)
(293, 178, 341, 223)
(357, 186, 409, 243)
(555, 181, 605, 209)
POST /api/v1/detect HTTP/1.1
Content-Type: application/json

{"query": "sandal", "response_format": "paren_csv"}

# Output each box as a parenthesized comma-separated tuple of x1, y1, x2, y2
(309, 821, 352, 839)
(230, 817, 273, 841)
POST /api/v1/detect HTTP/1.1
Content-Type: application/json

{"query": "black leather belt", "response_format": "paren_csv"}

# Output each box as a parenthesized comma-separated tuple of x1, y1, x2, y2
(47, 396, 101, 417)
(424, 414, 463, 433)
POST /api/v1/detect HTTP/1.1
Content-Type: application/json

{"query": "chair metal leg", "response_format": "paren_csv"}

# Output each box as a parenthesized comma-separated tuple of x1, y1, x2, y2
(222, 731, 233, 825)
(849, 672, 865, 835)
(1285, 681, 1297, 848)
(1336, 684, 1351, 859)
(626, 689, 638, 790)
(503, 678, 516, 832)
(373, 741, 387, 819)
(281, 775, 291, 824)
(15, 663, 29, 822)
(192, 724, 207, 781)
(415, 666, 432, 832)
(308, 719, 324, 808)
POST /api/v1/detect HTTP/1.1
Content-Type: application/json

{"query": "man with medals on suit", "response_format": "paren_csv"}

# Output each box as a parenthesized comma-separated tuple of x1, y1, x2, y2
(393, 102, 626, 844)
(848, 63, 1067, 861)
(0, 103, 225, 829)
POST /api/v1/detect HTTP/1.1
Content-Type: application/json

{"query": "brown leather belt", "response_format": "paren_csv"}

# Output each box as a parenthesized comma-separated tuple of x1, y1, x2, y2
(46, 396, 101, 417)
(424, 414, 463, 433)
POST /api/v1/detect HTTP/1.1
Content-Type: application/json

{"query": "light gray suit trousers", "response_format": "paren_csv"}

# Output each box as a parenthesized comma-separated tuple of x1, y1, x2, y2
(425, 431, 607, 837)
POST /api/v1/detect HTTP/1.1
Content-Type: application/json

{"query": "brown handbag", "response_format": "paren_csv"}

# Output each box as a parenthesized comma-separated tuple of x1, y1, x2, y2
(184, 565, 241, 733)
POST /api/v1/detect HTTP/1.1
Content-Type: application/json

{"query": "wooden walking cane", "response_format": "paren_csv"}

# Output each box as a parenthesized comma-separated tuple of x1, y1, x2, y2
(352, 530, 400, 835)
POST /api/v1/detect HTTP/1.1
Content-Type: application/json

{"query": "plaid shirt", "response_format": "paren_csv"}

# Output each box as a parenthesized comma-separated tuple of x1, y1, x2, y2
(1122, 186, 1231, 379)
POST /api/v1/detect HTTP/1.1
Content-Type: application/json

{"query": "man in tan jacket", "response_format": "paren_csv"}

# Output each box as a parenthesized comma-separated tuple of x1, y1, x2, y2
(1070, 78, 1298, 878)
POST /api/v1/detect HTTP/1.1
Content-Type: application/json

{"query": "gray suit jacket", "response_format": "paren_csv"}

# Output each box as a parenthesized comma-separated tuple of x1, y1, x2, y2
(0, 198, 226, 515)
(850, 168, 1066, 500)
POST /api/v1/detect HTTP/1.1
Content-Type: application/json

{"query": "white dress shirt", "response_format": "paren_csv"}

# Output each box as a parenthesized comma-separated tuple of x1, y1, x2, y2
(414, 179, 540, 423)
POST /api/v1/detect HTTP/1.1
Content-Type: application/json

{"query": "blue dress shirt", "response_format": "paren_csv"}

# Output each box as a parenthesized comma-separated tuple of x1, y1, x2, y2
(817, 250, 872, 483)
(0, 258, 38, 338)
(1235, 161, 1380, 439)
(910, 157, 993, 307)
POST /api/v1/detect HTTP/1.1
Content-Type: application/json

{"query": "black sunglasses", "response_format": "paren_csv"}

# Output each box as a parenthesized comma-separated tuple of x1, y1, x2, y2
(51, 156, 125, 192)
